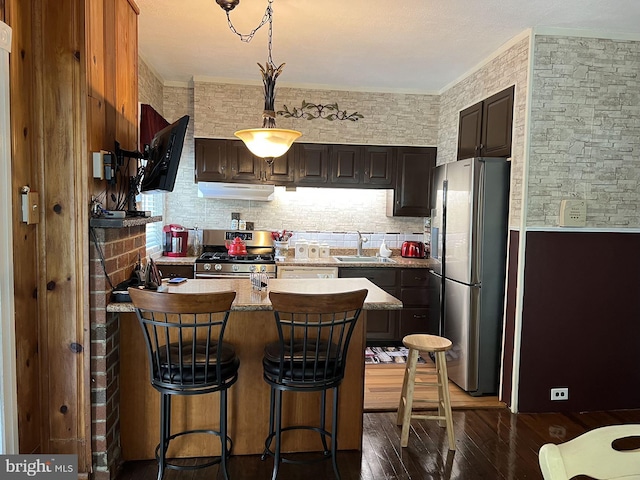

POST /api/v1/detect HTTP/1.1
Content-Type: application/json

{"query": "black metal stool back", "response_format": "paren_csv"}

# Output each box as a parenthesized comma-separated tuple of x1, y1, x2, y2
(128, 288, 238, 480)
(262, 289, 367, 480)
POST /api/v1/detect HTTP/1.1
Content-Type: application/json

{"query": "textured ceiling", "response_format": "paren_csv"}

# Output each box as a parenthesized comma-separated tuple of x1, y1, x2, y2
(137, 0, 640, 93)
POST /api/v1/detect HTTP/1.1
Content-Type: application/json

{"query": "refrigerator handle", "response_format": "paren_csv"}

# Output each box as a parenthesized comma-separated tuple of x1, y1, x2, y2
(441, 179, 448, 280)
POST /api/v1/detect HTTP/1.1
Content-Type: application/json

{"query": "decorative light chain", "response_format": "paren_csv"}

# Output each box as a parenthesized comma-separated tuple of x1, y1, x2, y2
(224, 0, 275, 66)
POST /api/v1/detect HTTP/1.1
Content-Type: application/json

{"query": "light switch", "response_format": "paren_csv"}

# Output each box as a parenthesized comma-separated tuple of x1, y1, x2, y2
(559, 199, 586, 227)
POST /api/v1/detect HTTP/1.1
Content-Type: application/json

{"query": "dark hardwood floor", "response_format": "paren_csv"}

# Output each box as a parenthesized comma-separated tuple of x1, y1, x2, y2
(114, 408, 640, 479)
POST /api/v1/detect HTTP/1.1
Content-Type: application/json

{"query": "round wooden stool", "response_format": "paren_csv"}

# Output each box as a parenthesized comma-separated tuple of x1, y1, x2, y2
(396, 334, 456, 450)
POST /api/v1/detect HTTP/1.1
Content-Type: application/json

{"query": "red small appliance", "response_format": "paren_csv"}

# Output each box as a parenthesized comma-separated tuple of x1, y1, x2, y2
(163, 224, 188, 257)
(401, 241, 425, 258)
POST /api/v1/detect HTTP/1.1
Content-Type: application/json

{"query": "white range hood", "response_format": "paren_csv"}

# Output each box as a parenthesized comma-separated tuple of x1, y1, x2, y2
(197, 182, 275, 201)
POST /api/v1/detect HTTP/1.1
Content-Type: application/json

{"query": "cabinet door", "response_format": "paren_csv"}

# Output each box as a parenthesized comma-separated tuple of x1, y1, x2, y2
(367, 287, 400, 342)
(195, 138, 227, 182)
(330, 145, 363, 185)
(363, 146, 394, 187)
(266, 147, 295, 184)
(391, 147, 436, 217)
(295, 143, 330, 185)
(339, 268, 400, 343)
(227, 141, 262, 182)
(457, 102, 483, 160)
(481, 85, 514, 158)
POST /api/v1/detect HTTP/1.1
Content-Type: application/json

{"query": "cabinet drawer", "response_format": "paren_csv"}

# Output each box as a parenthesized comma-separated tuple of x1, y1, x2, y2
(400, 287, 429, 307)
(158, 264, 194, 279)
(400, 268, 431, 287)
(400, 308, 438, 336)
(338, 268, 397, 287)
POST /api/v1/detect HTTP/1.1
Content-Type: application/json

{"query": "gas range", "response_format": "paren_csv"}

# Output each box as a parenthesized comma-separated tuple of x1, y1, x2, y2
(194, 230, 276, 278)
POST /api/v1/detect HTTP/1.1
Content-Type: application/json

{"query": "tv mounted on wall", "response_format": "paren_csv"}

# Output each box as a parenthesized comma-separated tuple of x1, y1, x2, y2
(140, 114, 189, 194)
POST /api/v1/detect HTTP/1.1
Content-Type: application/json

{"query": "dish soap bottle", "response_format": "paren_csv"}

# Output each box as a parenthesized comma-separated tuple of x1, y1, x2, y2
(379, 240, 392, 258)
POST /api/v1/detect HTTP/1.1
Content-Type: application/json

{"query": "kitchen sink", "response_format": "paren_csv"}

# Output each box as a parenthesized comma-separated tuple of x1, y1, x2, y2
(333, 256, 396, 264)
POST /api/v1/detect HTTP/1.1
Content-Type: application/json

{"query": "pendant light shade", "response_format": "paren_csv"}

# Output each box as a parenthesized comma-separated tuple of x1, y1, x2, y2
(234, 128, 301, 159)
(218, 0, 302, 164)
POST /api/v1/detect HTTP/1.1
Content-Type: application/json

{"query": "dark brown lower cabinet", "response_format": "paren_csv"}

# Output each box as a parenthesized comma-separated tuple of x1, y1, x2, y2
(339, 267, 435, 344)
(156, 263, 194, 279)
(399, 268, 437, 337)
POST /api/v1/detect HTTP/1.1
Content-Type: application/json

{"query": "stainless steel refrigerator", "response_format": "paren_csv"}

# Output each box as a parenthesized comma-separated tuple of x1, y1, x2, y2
(429, 157, 510, 396)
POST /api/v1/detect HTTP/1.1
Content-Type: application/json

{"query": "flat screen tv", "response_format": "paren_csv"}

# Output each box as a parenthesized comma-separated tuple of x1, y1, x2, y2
(140, 114, 189, 193)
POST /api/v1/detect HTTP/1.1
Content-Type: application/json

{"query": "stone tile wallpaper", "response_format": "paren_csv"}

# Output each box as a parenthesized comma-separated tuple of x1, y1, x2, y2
(193, 82, 440, 146)
(438, 36, 531, 229)
(138, 57, 164, 114)
(528, 35, 640, 228)
(142, 78, 441, 237)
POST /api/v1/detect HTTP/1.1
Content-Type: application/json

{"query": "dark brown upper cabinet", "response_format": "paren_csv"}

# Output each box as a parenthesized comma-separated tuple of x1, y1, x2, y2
(266, 147, 295, 183)
(387, 146, 437, 217)
(195, 138, 227, 182)
(363, 146, 395, 187)
(195, 140, 427, 204)
(195, 138, 294, 183)
(226, 140, 262, 182)
(300, 144, 394, 187)
(295, 143, 330, 185)
(330, 145, 363, 185)
(457, 85, 514, 160)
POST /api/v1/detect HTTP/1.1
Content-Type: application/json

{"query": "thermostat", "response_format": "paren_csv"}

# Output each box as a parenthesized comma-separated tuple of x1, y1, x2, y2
(559, 199, 586, 227)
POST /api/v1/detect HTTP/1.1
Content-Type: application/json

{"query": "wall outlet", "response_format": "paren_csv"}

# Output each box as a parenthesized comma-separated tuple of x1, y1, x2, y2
(550, 387, 569, 401)
(559, 199, 586, 227)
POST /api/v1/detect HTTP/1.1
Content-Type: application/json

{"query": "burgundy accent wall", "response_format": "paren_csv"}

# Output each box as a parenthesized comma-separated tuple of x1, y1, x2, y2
(500, 230, 520, 407)
(517, 231, 640, 413)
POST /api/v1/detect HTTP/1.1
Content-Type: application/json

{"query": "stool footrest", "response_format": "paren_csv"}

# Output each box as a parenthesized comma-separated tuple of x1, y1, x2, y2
(411, 414, 447, 421)
(413, 381, 442, 387)
(156, 428, 232, 472)
(262, 425, 335, 466)
(408, 398, 440, 404)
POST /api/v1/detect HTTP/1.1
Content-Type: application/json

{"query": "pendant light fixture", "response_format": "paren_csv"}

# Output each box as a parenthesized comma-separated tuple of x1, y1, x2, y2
(216, 0, 302, 165)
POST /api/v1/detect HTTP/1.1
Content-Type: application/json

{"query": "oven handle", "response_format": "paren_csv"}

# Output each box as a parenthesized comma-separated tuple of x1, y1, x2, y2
(194, 273, 276, 279)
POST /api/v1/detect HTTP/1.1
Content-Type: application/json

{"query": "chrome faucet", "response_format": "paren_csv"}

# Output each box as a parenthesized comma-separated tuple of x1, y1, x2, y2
(356, 231, 368, 256)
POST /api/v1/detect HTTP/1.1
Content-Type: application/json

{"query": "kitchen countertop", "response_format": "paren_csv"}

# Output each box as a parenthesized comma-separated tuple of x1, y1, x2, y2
(152, 252, 435, 268)
(107, 277, 403, 313)
(276, 255, 435, 268)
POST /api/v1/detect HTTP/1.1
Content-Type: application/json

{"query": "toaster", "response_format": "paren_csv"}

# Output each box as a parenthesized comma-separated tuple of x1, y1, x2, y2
(401, 241, 425, 258)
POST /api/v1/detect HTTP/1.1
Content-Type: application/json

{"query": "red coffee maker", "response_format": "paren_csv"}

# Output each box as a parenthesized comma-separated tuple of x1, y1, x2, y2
(163, 224, 188, 257)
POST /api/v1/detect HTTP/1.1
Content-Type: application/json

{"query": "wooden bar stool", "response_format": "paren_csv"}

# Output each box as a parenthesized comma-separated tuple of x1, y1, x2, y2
(396, 333, 456, 450)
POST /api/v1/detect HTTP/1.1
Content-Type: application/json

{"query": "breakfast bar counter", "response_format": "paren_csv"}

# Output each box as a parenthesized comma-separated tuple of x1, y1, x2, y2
(116, 278, 402, 460)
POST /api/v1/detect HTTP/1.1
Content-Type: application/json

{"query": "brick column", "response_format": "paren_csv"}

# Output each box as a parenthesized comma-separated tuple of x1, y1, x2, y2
(89, 224, 146, 480)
